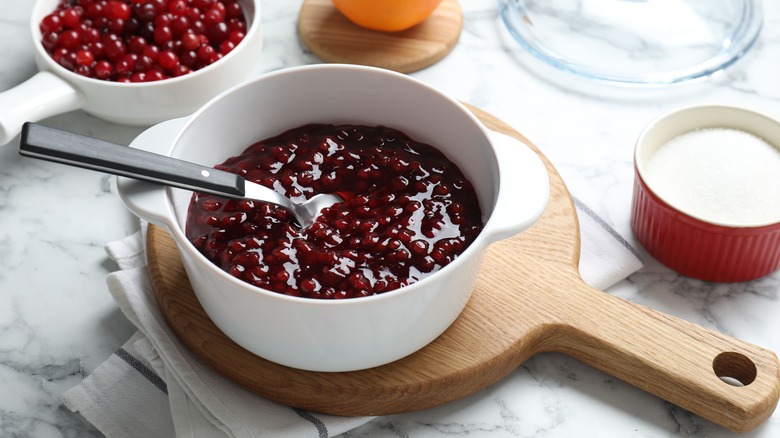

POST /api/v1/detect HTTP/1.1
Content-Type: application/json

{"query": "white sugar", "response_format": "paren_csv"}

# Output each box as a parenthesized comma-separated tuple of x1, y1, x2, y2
(644, 128, 780, 226)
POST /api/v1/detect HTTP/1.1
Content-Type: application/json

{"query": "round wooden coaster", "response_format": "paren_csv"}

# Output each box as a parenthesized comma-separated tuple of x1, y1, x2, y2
(297, 0, 463, 73)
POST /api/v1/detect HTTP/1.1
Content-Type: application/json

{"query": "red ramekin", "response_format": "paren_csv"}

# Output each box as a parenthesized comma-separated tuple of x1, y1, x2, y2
(631, 105, 780, 282)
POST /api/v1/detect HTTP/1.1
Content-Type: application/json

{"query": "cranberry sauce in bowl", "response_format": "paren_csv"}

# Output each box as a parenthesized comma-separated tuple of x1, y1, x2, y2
(39, 0, 248, 82)
(117, 64, 549, 371)
(185, 124, 484, 299)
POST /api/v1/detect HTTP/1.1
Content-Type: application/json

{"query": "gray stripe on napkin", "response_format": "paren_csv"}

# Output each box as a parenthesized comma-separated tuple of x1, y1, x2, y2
(295, 408, 329, 438)
(116, 347, 168, 395)
(573, 196, 641, 260)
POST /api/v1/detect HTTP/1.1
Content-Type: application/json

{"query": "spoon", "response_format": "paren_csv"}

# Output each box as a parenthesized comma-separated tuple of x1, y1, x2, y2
(18, 122, 342, 228)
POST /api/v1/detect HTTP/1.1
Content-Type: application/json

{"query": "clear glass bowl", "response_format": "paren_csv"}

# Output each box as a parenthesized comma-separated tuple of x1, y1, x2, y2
(498, 0, 763, 86)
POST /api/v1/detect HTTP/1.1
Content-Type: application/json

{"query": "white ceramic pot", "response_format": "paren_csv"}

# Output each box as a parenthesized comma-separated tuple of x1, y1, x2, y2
(0, 0, 262, 145)
(117, 64, 550, 372)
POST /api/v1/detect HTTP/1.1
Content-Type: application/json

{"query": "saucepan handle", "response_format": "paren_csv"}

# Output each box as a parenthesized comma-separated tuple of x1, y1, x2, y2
(483, 131, 550, 242)
(115, 118, 192, 228)
(0, 71, 86, 145)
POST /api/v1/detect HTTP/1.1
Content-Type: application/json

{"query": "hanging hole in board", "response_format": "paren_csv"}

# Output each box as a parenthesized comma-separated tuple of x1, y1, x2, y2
(712, 351, 757, 387)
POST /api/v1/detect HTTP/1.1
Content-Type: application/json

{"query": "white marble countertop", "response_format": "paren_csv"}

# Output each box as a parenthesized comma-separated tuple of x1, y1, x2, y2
(2, 1, 780, 437)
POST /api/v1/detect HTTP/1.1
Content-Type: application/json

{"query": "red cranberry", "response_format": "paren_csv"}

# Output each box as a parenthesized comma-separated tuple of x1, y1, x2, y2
(171, 64, 192, 77)
(154, 13, 172, 28)
(58, 51, 77, 70)
(40, 14, 64, 34)
(104, 39, 126, 62)
(40, 0, 247, 81)
(193, 0, 214, 10)
(204, 8, 225, 26)
(180, 32, 200, 50)
(107, 18, 126, 34)
(146, 69, 165, 81)
(206, 21, 230, 44)
(134, 54, 153, 71)
(171, 16, 191, 36)
(157, 50, 179, 70)
(226, 17, 246, 33)
(219, 40, 235, 55)
(94, 60, 114, 80)
(61, 8, 83, 28)
(58, 29, 81, 50)
(130, 71, 146, 82)
(150, 0, 169, 14)
(135, 3, 156, 22)
(169, 0, 188, 15)
(41, 32, 59, 51)
(115, 57, 133, 76)
(225, 1, 242, 19)
(126, 35, 145, 53)
(142, 45, 160, 60)
(179, 49, 198, 67)
(82, 27, 101, 44)
(154, 25, 174, 45)
(196, 44, 217, 64)
(106, 1, 131, 21)
(85, 3, 103, 19)
(228, 30, 244, 45)
(75, 49, 95, 66)
(186, 7, 202, 21)
(186, 124, 484, 300)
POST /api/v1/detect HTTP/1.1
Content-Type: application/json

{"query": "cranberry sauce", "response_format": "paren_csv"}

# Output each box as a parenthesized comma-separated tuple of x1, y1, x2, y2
(40, 0, 247, 82)
(185, 124, 483, 299)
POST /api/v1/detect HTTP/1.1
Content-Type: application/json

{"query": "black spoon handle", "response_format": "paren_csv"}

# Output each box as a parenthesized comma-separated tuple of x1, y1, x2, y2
(18, 122, 245, 197)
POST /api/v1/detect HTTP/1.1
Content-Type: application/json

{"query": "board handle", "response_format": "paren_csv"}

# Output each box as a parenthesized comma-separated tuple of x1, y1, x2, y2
(545, 280, 780, 433)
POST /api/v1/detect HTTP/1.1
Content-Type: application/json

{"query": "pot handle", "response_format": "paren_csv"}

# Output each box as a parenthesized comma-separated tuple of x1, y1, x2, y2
(484, 131, 550, 242)
(116, 117, 189, 229)
(0, 71, 86, 145)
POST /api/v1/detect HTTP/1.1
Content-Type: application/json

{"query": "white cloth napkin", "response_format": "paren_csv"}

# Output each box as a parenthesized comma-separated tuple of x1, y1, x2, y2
(62, 198, 642, 438)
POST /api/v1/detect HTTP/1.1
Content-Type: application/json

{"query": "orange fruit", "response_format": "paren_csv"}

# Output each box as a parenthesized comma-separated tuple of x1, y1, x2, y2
(331, 0, 444, 32)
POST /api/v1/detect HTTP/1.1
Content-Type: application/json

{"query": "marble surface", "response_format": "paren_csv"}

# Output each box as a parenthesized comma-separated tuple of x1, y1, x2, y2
(1, 0, 780, 437)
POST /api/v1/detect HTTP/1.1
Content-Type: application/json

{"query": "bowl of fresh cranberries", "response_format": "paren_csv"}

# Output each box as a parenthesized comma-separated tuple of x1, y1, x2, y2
(0, 0, 262, 145)
(116, 64, 550, 372)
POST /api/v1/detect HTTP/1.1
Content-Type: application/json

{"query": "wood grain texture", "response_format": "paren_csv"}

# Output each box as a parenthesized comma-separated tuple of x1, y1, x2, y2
(147, 106, 780, 432)
(297, 0, 462, 73)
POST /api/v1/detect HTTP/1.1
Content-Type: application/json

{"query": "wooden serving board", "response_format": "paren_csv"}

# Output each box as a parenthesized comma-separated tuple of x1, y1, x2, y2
(147, 106, 780, 432)
(297, 0, 462, 73)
